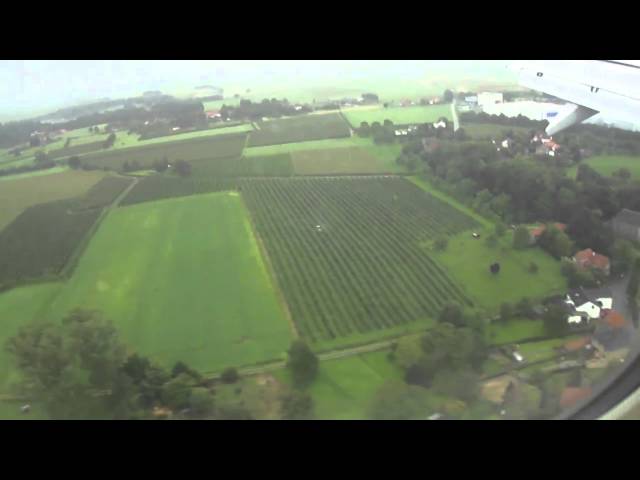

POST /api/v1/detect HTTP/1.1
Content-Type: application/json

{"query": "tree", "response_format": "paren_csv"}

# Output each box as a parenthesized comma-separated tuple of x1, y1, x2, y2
(495, 223, 507, 238)
(64, 138, 71, 148)
(515, 297, 535, 318)
(280, 390, 314, 420)
(103, 132, 116, 149)
(485, 234, 498, 249)
(500, 302, 514, 322)
(6, 309, 130, 419)
(614, 167, 632, 180)
(174, 160, 192, 177)
(368, 380, 435, 420)
(286, 340, 318, 388)
(543, 304, 568, 336)
(538, 224, 573, 259)
(34, 151, 48, 163)
(391, 336, 424, 369)
(443, 89, 454, 103)
(189, 387, 215, 417)
(627, 259, 640, 299)
(161, 373, 195, 410)
(454, 128, 468, 141)
(383, 102, 389, 108)
(528, 262, 539, 274)
(358, 121, 371, 137)
(68, 156, 81, 169)
(513, 226, 531, 249)
(438, 303, 465, 327)
(221, 367, 239, 384)
(611, 239, 635, 275)
(153, 157, 169, 173)
(490, 262, 500, 274)
(431, 368, 480, 403)
(171, 361, 202, 382)
(434, 237, 448, 251)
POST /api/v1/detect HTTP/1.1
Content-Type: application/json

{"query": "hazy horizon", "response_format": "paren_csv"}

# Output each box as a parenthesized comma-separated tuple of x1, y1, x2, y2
(0, 60, 516, 121)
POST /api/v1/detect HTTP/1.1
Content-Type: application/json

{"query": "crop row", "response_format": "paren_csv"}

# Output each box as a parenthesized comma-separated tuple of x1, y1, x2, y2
(239, 177, 476, 342)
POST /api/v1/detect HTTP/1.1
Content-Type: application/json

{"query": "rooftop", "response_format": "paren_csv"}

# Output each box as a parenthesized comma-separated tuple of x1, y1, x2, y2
(613, 208, 640, 228)
(560, 387, 593, 409)
(574, 248, 610, 271)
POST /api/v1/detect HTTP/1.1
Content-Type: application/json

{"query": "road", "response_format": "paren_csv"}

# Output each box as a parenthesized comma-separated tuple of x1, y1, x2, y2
(451, 100, 460, 132)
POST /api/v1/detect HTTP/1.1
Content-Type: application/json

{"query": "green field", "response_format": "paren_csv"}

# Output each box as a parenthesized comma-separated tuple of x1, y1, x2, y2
(273, 350, 404, 419)
(45, 192, 292, 372)
(190, 154, 294, 178)
(343, 104, 452, 127)
(81, 133, 248, 171)
(247, 113, 351, 147)
(291, 147, 399, 175)
(567, 155, 640, 179)
(433, 229, 566, 311)
(0, 283, 63, 395)
(487, 319, 546, 345)
(0, 165, 69, 182)
(0, 169, 105, 231)
(132, 123, 254, 146)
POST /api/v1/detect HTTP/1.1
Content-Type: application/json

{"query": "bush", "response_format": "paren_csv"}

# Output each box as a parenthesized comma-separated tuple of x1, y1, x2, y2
(221, 367, 239, 384)
(528, 262, 539, 274)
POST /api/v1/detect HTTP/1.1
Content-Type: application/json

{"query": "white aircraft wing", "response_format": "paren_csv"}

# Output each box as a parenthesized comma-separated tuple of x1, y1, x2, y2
(511, 60, 640, 135)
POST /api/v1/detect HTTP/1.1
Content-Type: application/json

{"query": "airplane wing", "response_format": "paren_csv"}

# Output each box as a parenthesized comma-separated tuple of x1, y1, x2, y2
(511, 60, 640, 135)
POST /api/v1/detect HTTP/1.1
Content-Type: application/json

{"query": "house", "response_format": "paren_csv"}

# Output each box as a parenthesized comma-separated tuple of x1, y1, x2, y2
(501, 139, 511, 149)
(592, 310, 633, 353)
(528, 222, 567, 245)
(563, 287, 614, 325)
(481, 375, 517, 404)
(610, 208, 640, 243)
(574, 248, 611, 276)
(206, 110, 222, 119)
(464, 95, 478, 105)
(563, 336, 591, 353)
(432, 120, 447, 129)
(559, 387, 593, 409)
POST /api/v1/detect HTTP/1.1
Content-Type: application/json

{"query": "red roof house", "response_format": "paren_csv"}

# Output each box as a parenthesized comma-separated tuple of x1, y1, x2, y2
(574, 248, 610, 275)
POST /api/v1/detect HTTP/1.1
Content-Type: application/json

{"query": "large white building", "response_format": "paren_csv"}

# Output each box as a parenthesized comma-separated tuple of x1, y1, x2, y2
(477, 92, 504, 107)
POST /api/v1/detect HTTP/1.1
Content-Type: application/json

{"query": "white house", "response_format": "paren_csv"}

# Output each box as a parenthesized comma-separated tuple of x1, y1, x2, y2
(433, 120, 447, 129)
(501, 139, 511, 149)
(575, 301, 601, 320)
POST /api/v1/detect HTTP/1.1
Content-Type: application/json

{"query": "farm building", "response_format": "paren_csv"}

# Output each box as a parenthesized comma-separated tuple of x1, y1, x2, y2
(573, 248, 610, 276)
(610, 208, 640, 243)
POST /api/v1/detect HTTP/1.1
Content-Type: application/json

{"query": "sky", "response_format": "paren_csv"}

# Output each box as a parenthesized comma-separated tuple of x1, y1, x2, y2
(0, 60, 516, 121)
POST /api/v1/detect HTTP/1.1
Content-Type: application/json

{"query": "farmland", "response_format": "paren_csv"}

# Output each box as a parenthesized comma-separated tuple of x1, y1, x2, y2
(0, 198, 102, 288)
(342, 104, 452, 128)
(291, 147, 397, 175)
(120, 175, 238, 206)
(45, 192, 291, 372)
(241, 176, 477, 348)
(567, 155, 640, 179)
(0, 169, 105, 231)
(247, 113, 351, 147)
(47, 140, 106, 160)
(460, 123, 532, 140)
(80, 132, 248, 171)
(190, 154, 294, 178)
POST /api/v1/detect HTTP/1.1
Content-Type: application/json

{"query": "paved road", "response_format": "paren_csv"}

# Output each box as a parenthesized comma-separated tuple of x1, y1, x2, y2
(451, 100, 459, 132)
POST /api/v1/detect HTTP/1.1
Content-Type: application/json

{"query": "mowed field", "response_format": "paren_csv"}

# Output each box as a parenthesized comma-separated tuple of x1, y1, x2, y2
(343, 104, 452, 127)
(190, 154, 294, 178)
(247, 113, 351, 147)
(567, 155, 640, 179)
(274, 350, 404, 419)
(45, 192, 292, 372)
(81, 132, 248, 171)
(291, 147, 396, 175)
(241, 177, 477, 349)
(0, 169, 105, 231)
(460, 123, 532, 140)
(433, 229, 566, 311)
